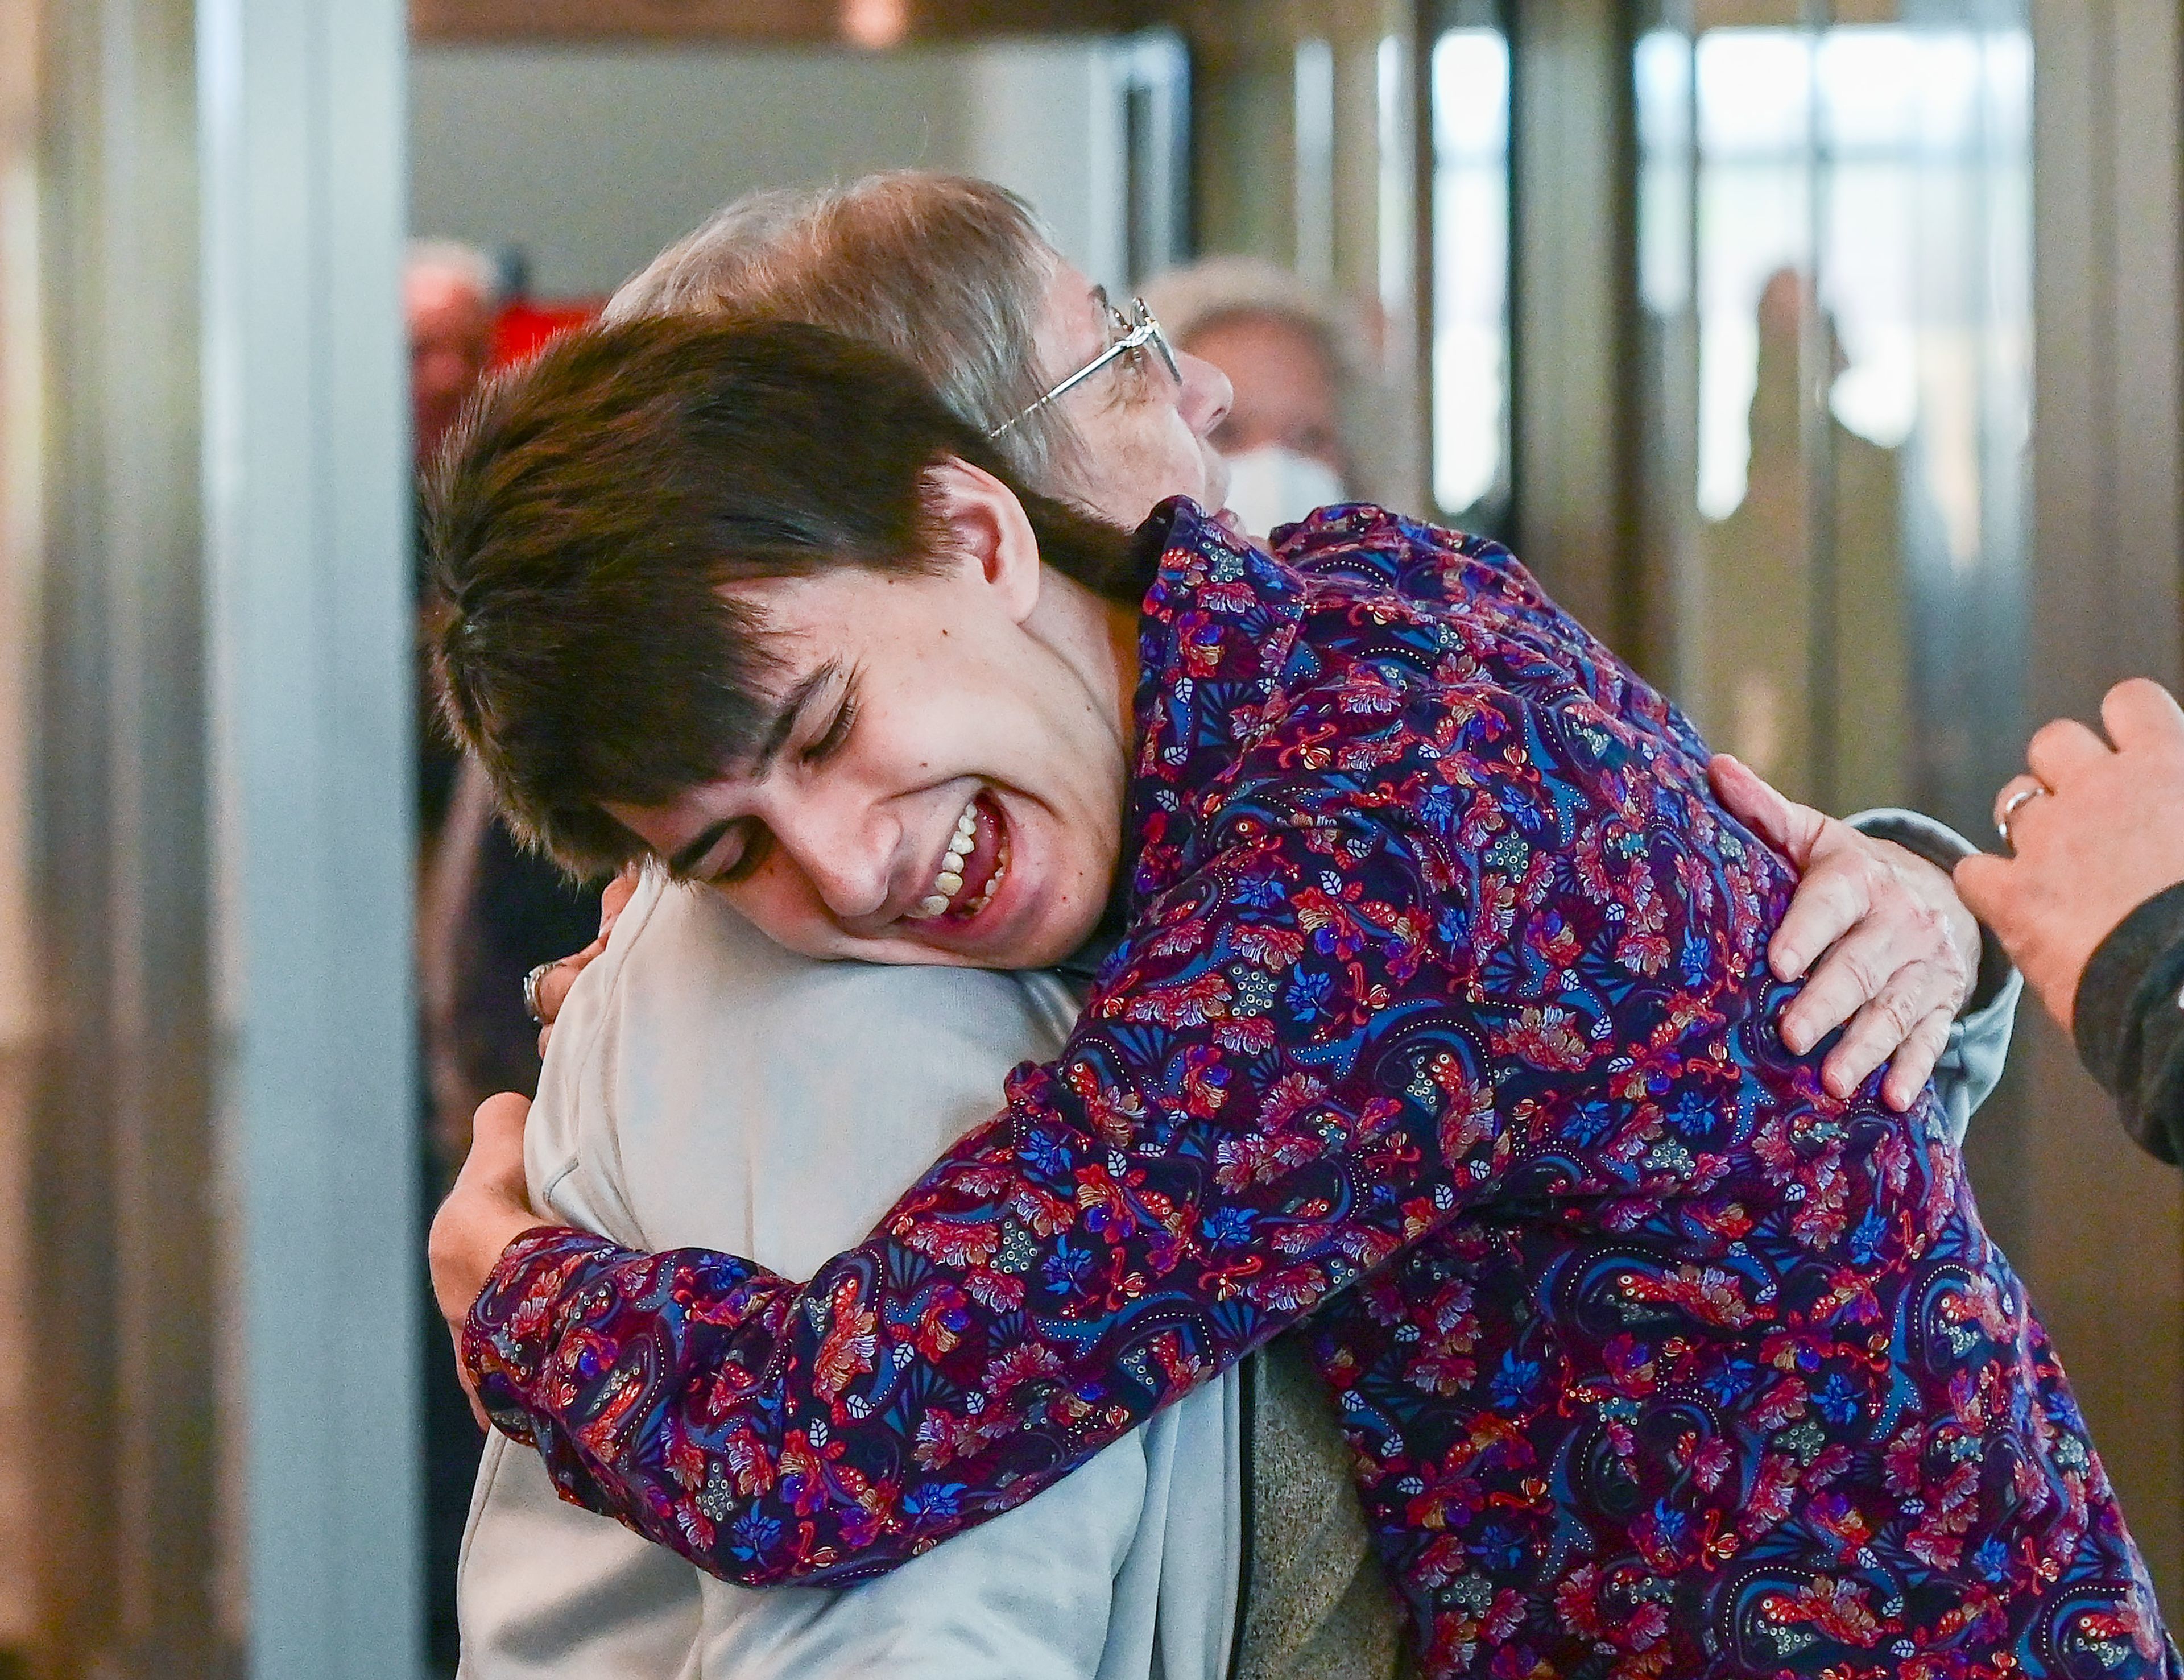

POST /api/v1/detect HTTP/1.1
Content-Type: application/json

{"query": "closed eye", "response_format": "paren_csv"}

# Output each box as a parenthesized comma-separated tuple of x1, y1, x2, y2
(800, 678, 859, 766)
(710, 822, 773, 886)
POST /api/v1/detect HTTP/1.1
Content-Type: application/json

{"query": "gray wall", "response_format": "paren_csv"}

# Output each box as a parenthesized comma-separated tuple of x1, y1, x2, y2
(410, 42, 1127, 299)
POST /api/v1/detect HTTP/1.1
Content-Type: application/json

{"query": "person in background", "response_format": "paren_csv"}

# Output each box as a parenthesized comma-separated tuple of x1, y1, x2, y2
(1700, 269, 1910, 814)
(1141, 256, 1356, 538)
(406, 239, 502, 845)
(406, 236, 604, 1178)
(1959, 676, 2184, 1164)
(409, 241, 500, 475)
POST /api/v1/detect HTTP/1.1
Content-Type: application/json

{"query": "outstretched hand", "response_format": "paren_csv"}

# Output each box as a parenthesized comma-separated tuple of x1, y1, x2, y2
(1710, 755, 1980, 1111)
(428, 1091, 547, 1431)
(1956, 678, 2184, 1032)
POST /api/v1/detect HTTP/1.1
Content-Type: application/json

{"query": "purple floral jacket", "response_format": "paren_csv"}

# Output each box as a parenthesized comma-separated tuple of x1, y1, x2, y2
(467, 503, 2177, 1679)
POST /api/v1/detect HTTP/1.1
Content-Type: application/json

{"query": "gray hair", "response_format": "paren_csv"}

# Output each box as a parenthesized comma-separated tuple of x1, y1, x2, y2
(406, 237, 503, 308)
(605, 172, 1085, 494)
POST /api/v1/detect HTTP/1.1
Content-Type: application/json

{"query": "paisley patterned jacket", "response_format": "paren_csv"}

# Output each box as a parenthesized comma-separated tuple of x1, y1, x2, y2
(467, 502, 2178, 1679)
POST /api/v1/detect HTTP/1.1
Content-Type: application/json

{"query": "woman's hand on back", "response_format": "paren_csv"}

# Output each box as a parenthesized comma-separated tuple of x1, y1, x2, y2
(1710, 755, 1980, 1112)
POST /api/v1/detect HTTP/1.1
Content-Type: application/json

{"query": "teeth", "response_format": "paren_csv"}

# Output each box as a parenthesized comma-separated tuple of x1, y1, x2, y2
(962, 858, 1006, 916)
(904, 796, 985, 921)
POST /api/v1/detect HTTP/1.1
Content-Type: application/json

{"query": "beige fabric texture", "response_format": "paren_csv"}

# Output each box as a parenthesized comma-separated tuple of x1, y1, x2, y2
(1234, 1336, 1416, 1680)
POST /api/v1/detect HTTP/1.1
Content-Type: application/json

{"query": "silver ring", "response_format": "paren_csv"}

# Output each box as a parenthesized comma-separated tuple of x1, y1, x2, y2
(1996, 785, 2047, 853)
(522, 960, 558, 1025)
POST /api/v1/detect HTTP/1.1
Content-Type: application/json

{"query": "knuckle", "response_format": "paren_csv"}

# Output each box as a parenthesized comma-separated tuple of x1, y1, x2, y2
(1837, 949, 1887, 1000)
(1870, 990, 1918, 1040)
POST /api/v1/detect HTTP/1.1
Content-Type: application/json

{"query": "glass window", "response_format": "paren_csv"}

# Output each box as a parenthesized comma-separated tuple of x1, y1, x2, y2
(1429, 3, 1511, 527)
(1635, 2, 2032, 828)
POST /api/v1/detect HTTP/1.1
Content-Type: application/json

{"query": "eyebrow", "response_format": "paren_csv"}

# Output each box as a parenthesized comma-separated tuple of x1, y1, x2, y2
(752, 659, 842, 779)
(661, 659, 841, 879)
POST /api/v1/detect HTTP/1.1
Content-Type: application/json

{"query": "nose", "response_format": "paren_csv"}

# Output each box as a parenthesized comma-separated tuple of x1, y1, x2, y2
(770, 796, 900, 925)
(1176, 347, 1234, 443)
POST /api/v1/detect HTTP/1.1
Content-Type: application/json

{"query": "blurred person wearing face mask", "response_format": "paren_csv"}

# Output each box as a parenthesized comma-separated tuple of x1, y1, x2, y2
(1141, 256, 1355, 539)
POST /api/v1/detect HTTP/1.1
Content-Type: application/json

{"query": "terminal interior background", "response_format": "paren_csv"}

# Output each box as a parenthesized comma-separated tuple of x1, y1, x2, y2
(0, 0, 2179, 1673)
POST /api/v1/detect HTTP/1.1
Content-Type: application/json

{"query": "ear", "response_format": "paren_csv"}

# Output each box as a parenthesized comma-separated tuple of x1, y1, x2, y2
(921, 456, 1044, 627)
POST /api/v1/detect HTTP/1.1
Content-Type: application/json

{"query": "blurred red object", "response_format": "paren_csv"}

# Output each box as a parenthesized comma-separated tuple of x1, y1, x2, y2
(490, 299, 601, 369)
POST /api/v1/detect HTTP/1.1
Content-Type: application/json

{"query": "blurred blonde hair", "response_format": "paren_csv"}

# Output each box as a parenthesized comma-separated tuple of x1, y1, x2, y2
(1139, 254, 1360, 391)
(606, 172, 1086, 493)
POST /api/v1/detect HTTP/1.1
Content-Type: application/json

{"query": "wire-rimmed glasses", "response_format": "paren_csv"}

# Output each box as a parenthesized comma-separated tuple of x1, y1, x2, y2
(987, 293, 1181, 439)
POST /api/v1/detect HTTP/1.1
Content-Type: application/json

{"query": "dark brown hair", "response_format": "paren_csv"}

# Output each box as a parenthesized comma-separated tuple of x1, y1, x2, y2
(427, 313, 1139, 876)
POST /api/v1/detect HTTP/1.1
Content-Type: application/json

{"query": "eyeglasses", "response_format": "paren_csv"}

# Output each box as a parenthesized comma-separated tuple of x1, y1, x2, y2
(987, 293, 1182, 438)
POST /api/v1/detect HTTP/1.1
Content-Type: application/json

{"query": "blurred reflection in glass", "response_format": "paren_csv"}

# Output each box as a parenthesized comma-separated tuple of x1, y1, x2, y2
(1430, 8, 1510, 528)
(1636, 7, 2032, 833)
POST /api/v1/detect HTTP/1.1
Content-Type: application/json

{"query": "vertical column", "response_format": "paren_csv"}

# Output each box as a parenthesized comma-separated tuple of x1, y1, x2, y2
(1509, 0, 1639, 649)
(0, 0, 42, 1658)
(198, 0, 422, 1672)
(20, 0, 218, 1671)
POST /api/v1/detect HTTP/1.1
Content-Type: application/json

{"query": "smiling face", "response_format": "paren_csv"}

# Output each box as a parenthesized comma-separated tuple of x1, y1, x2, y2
(602, 263, 1230, 969)
(603, 460, 1144, 970)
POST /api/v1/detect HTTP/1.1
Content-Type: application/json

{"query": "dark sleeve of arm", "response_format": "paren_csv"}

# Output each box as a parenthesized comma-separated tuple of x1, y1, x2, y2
(462, 787, 1473, 1590)
(2071, 880, 2184, 1166)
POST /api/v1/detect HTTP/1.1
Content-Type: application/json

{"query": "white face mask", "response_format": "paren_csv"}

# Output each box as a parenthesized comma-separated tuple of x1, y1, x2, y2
(1221, 444, 1347, 541)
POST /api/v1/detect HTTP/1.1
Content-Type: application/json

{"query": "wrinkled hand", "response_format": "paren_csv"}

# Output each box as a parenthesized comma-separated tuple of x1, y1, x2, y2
(1710, 755, 1980, 1111)
(428, 1091, 547, 1431)
(532, 868, 640, 1056)
(1956, 678, 2184, 1032)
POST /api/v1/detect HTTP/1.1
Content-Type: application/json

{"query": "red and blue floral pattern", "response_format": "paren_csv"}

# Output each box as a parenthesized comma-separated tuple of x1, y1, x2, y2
(468, 502, 2177, 1678)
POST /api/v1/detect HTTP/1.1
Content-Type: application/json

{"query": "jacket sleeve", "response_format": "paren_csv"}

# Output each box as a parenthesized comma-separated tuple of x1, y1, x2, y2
(462, 679, 1799, 1590)
(1847, 807, 2023, 1141)
(2071, 879, 2184, 1165)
